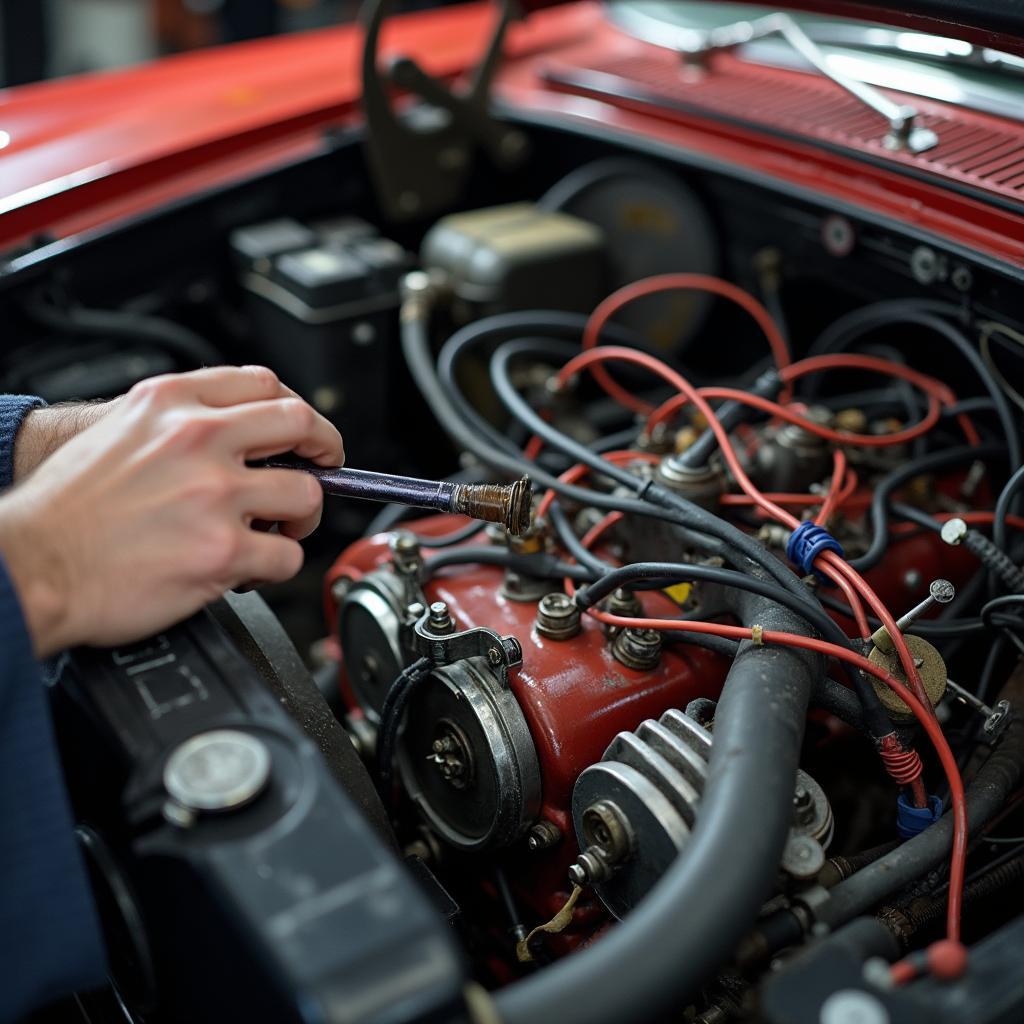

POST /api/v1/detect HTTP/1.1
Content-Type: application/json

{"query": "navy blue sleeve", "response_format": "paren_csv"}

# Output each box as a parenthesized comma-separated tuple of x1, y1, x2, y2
(0, 396, 108, 1018)
(0, 394, 45, 489)
(0, 559, 107, 1019)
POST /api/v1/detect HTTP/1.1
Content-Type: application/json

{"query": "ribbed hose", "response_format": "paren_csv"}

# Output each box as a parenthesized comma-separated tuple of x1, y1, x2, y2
(494, 585, 820, 1024)
(964, 529, 1024, 592)
(879, 850, 1024, 948)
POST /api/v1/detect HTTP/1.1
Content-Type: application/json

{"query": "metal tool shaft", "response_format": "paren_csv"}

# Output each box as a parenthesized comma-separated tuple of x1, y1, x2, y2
(267, 460, 532, 535)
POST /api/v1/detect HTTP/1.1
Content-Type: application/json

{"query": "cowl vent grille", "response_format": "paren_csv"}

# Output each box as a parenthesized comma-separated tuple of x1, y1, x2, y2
(544, 53, 1024, 202)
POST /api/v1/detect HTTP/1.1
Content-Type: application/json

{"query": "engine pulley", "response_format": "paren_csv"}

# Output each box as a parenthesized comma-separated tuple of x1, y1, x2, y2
(397, 656, 542, 851)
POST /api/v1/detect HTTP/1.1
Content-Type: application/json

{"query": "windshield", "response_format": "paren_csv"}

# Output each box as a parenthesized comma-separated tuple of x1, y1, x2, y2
(608, 2, 1024, 122)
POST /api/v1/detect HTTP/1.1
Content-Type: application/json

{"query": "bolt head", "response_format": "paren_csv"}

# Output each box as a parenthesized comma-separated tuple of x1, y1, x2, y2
(940, 518, 967, 546)
(567, 863, 588, 887)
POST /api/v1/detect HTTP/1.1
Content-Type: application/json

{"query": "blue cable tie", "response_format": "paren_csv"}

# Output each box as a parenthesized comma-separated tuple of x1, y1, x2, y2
(786, 521, 845, 578)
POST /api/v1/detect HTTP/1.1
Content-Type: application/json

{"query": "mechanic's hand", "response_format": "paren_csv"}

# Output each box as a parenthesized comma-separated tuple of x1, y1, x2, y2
(0, 365, 343, 657)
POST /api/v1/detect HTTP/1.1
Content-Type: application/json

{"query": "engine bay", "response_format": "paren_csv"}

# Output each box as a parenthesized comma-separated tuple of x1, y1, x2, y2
(4, 67, 1024, 1024)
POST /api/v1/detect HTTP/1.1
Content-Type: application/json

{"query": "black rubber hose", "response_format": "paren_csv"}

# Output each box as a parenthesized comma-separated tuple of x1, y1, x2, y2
(807, 298, 961, 359)
(880, 850, 1024, 948)
(812, 676, 874, 733)
(818, 712, 1024, 929)
(674, 367, 781, 469)
(995, 463, 1024, 564)
(422, 546, 596, 584)
(547, 502, 614, 574)
(806, 300, 1021, 470)
(488, 337, 820, 603)
(964, 529, 1024, 592)
(436, 311, 653, 462)
(495, 585, 820, 1024)
(403, 304, 724, 557)
(848, 444, 1007, 572)
(24, 293, 221, 367)
(417, 520, 488, 549)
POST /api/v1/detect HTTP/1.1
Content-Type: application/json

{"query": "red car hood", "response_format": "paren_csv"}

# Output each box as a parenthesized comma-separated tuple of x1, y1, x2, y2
(1, 0, 1022, 253)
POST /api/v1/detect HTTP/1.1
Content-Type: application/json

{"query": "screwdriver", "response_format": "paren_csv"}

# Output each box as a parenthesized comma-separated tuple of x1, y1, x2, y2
(265, 459, 533, 536)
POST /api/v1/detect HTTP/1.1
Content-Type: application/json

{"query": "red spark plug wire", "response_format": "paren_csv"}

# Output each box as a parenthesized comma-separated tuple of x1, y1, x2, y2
(555, 345, 931, 714)
(582, 274, 793, 415)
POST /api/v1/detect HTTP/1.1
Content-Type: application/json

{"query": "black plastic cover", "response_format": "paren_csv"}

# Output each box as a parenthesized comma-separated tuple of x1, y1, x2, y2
(53, 610, 465, 1024)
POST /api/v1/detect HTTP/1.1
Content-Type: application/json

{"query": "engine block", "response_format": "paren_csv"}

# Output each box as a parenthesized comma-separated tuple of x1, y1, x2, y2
(327, 515, 728, 925)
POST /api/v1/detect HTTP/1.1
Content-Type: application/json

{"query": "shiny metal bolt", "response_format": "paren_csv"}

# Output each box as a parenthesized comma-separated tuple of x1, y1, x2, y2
(526, 820, 562, 852)
(536, 592, 582, 641)
(428, 601, 454, 633)
(793, 785, 816, 827)
(390, 532, 422, 575)
(612, 627, 663, 671)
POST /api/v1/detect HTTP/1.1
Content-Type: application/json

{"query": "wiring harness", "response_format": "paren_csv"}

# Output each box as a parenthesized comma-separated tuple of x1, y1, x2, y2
(395, 268, 1024, 1022)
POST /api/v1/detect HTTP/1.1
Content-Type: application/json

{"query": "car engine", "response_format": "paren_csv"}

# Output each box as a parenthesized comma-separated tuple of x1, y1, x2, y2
(3, 13, 1024, 1021)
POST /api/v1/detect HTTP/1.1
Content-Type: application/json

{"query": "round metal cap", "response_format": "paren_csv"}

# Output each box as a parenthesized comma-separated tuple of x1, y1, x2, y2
(163, 730, 271, 813)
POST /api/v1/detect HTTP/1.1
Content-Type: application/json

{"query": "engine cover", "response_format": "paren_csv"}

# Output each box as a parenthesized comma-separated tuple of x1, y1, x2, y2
(328, 516, 728, 857)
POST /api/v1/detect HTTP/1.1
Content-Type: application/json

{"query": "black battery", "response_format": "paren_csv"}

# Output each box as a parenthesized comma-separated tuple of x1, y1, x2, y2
(230, 216, 413, 469)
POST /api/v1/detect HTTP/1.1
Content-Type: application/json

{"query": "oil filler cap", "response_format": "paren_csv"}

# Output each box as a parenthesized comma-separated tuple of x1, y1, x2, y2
(163, 729, 271, 823)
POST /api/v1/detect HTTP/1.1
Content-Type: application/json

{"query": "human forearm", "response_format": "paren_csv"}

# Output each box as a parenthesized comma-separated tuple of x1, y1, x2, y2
(0, 366, 342, 657)
(12, 401, 116, 482)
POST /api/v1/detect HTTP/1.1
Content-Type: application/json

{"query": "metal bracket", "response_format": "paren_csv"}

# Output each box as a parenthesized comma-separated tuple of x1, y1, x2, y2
(946, 679, 1013, 743)
(360, 0, 530, 222)
(409, 607, 523, 688)
(679, 12, 939, 154)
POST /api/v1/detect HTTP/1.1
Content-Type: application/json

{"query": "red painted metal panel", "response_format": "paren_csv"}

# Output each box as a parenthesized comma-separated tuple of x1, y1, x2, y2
(0, 3, 1022, 266)
(541, 47, 1024, 203)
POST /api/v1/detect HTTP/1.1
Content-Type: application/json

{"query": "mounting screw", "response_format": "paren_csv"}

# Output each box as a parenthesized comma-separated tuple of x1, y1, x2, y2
(612, 627, 663, 671)
(428, 601, 454, 633)
(390, 531, 422, 575)
(568, 846, 615, 887)
(527, 820, 562, 852)
(330, 577, 352, 604)
(536, 592, 582, 640)
(792, 785, 816, 827)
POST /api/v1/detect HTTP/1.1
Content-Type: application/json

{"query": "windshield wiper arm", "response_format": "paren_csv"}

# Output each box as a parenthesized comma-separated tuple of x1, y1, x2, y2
(678, 12, 939, 154)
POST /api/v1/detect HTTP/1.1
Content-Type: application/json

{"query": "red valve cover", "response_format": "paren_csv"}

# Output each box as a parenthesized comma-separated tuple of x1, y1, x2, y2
(326, 514, 728, 940)
(327, 515, 727, 833)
